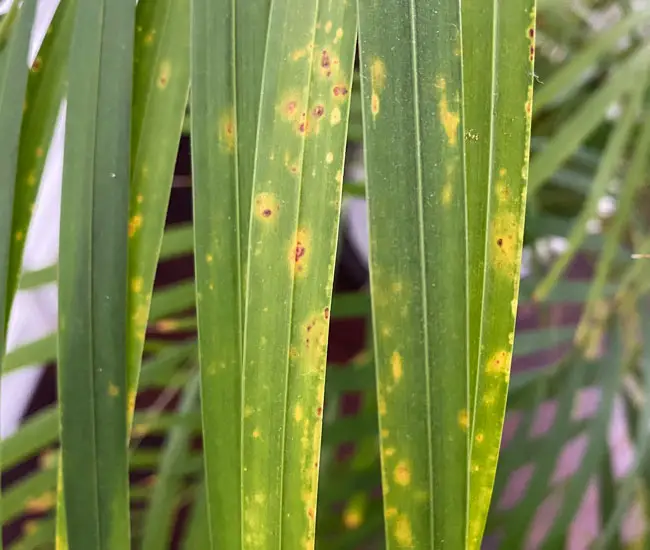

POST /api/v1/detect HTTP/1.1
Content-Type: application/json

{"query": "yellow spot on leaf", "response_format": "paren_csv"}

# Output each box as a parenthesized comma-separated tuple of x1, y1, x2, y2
(442, 181, 453, 205)
(244, 405, 254, 418)
(326, 152, 334, 164)
(491, 211, 519, 276)
(343, 509, 362, 529)
(391, 351, 403, 383)
(394, 514, 413, 547)
(206, 253, 213, 264)
(36, 147, 44, 158)
(436, 77, 460, 146)
(381, 429, 389, 438)
(371, 58, 387, 91)
(371, 93, 380, 118)
(255, 192, 279, 221)
(131, 277, 143, 293)
(108, 383, 119, 397)
(290, 227, 311, 278)
(136, 193, 144, 204)
(253, 428, 261, 439)
(378, 393, 387, 416)
(218, 109, 236, 153)
(129, 214, 143, 238)
(475, 432, 484, 443)
(334, 28, 343, 43)
(384, 447, 396, 457)
(128, 390, 137, 415)
(458, 408, 469, 431)
(27, 172, 37, 186)
(485, 350, 511, 381)
(331, 107, 341, 125)
(294, 404, 304, 422)
(393, 460, 411, 486)
(325, 21, 332, 33)
(15, 231, 23, 242)
(385, 507, 397, 519)
(157, 60, 171, 89)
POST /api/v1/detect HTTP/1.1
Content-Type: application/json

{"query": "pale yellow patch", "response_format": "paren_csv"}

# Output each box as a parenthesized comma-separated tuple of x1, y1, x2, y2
(128, 214, 143, 238)
(326, 152, 334, 164)
(108, 383, 119, 397)
(244, 405, 254, 418)
(157, 60, 171, 89)
(442, 181, 453, 205)
(393, 460, 411, 486)
(144, 31, 155, 44)
(475, 432, 484, 443)
(394, 514, 413, 547)
(15, 231, 23, 242)
(27, 172, 37, 186)
(508, 332, 514, 345)
(206, 253, 213, 264)
(371, 58, 387, 91)
(292, 48, 308, 61)
(128, 390, 137, 416)
(436, 77, 460, 146)
(330, 107, 341, 125)
(385, 507, 397, 519)
(334, 28, 343, 43)
(136, 193, 144, 204)
(335, 169, 343, 184)
(254, 493, 266, 504)
(384, 447, 396, 458)
(131, 277, 143, 293)
(378, 393, 387, 416)
(36, 147, 44, 158)
(253, 428, 261, 439)
(294, 404, 304, 422)
(391, 351, 403, 383)
(458, 408, 469, 431)
(381, 429, 389, 438)
(325, 21, 332, 33)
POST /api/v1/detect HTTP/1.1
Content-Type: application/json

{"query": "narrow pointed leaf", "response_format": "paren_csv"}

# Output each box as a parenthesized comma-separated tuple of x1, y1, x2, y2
(57, 0, 135, 546)
(126, 0, 191, 427)
(190, 0, 243, 546)
(463, 1, 536, 546)
(358, 0, 468, 547)
(241, 1, 356, 547)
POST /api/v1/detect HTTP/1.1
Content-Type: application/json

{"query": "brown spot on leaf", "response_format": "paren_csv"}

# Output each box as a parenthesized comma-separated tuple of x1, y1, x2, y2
(312, 104, 325, 117)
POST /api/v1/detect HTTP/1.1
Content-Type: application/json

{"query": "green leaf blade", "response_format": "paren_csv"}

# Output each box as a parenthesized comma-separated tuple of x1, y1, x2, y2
(190, 0, 243, 547)
(57, 0, 135, 547)
(464, 1, 536, 547)
(358, 0, 468, 547)
(126, 0, 191, 426)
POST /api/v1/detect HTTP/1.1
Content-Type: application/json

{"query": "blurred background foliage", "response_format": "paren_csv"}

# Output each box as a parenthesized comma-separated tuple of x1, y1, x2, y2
(6, 0, 650, 548)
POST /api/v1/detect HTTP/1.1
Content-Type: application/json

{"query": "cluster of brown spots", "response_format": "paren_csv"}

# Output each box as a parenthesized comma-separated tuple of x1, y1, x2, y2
(332, 85, 348, 98)
(530, 45, 535, 61)
(320, 49, 331, 77)
(290, 228, 310, 276)
(255, 192, 279, 221)
(316, 406, 322, 417)
(312, 104, 325, 118)
(323, 307, 330, 320)
(485, 350, 511, 380)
